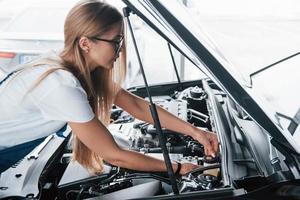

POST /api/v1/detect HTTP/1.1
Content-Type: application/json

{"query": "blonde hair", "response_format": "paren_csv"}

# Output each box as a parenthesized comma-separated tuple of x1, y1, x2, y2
(21, 0, 126, 173)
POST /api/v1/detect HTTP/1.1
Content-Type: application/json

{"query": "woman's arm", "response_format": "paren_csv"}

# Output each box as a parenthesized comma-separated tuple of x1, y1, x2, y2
(68, 117, 197, 174)
(114, 88, 219, 156)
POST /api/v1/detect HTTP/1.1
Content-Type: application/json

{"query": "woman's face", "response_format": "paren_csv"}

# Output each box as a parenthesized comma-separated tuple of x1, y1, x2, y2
(84, 23, 124, 71)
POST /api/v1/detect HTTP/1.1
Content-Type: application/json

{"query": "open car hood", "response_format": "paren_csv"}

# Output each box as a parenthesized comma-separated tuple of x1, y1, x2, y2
(122, 0, 300, 154)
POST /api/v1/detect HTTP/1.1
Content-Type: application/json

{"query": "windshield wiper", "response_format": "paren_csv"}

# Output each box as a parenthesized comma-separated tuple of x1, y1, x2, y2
(288, 109, 300, 135)
(249, 52, 300, 85)
(276, 109, 300, 135)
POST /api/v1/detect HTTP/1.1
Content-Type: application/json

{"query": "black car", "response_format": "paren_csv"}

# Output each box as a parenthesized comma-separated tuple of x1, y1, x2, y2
(1, 0, 299, 199)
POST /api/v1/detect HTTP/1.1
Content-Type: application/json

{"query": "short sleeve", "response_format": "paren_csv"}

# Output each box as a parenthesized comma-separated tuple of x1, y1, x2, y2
(31, 83, 95, 123)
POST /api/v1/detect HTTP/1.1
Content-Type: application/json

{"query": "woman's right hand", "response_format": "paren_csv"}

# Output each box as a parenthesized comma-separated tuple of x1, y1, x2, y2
(179, 163, 199, 175)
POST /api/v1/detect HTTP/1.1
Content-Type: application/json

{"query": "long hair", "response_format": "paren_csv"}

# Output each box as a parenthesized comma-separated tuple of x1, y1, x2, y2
(22, 0, 126, 173)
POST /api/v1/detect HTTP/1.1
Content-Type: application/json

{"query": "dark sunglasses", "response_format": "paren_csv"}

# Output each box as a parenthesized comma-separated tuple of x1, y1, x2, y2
(90, 35, 124, 55)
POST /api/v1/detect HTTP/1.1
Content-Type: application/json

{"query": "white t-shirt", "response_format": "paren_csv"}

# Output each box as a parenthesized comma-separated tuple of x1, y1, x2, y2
(0, 61, 95, 150)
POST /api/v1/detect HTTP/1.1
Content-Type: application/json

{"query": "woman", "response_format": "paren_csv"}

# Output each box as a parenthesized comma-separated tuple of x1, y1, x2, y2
(0, 0, 218, 174)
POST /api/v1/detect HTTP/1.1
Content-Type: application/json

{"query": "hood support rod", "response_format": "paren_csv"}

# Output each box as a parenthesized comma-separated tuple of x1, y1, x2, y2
(123, 6, 179, 194)
(167, 42, 183, 91)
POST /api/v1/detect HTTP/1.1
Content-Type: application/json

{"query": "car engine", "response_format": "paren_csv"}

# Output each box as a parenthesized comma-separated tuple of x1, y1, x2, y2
(53, 84, 223, 200)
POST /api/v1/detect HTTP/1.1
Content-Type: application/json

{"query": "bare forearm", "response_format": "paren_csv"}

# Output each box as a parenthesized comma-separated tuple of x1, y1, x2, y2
(70, 118, 178, 173)
(107, 149, 177, 172)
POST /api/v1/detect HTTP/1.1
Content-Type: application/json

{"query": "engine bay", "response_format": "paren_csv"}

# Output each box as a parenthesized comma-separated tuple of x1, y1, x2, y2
(4, 78, 293, 199)
(54, 81, 224, 200)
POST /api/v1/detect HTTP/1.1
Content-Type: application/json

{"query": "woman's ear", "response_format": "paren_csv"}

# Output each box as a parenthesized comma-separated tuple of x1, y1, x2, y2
(79, 36, 91, 53)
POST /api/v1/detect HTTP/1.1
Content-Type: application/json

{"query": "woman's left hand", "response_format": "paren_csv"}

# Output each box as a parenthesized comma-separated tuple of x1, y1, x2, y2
(191, 128, 219, 157)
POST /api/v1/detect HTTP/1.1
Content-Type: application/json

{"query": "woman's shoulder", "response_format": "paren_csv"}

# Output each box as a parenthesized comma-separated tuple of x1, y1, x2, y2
(19, 65, 86, 103)
(13, 51, 86, 98)
(47, 66, 79, 87)
(21, 63, 80, 89)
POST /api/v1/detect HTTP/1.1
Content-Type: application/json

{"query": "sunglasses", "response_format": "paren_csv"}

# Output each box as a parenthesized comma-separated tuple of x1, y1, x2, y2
(90, 35, 124, 55)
